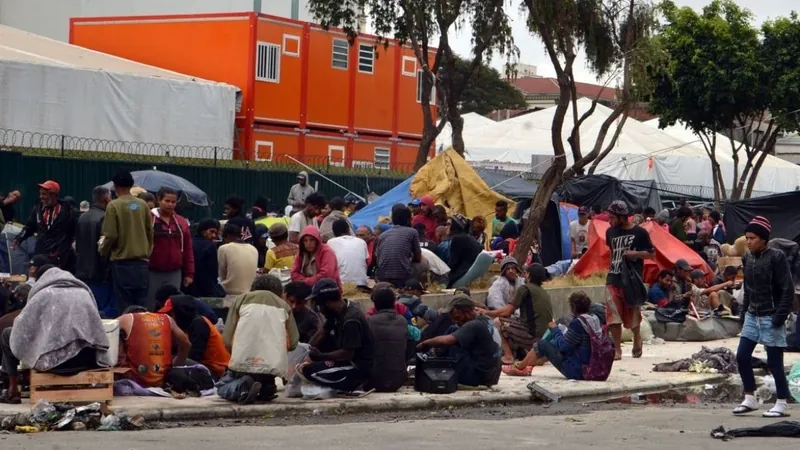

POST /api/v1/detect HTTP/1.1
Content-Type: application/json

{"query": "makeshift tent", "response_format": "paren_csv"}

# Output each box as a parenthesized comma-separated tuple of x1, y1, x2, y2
(535, 202, 580, 266)
(723, 191, 800, 244)
(572, 220, 711, 283)
(554, 175, 661, 212)
(472, 169, 538, 200)
(645, 119, 800, 197)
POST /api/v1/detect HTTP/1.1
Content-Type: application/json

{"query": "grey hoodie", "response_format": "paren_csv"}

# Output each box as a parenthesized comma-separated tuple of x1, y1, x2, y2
(287, 171, 316, 212)
(319, 210, 354, 242)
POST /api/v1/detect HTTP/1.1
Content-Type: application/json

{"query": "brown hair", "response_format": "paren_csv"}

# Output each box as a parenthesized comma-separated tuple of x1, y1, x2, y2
(568, 290, 592, 315)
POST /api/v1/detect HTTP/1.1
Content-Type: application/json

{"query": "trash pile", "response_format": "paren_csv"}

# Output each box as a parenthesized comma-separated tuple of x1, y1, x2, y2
(0, 400, 144, 433)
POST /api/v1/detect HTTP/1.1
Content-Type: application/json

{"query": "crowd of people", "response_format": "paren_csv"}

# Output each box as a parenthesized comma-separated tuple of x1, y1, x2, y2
(1, 172, 790, 418)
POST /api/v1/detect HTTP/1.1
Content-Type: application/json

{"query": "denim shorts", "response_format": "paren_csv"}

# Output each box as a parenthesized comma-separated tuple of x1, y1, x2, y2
(741, 313, 787, 348)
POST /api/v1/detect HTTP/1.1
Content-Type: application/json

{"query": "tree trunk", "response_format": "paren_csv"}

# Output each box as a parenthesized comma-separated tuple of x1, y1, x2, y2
(744, 132, 778, 198)
(448, 113, 465, 156)
(513, 163, 563, 263)
(414, 133, 435, 171)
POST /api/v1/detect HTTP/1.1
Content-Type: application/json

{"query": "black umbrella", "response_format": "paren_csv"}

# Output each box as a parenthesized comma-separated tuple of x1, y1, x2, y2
(102, 170, 209, 207)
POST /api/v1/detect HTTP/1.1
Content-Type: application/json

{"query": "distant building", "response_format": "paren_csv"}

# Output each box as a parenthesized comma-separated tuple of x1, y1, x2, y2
(775, 134, 800, 164)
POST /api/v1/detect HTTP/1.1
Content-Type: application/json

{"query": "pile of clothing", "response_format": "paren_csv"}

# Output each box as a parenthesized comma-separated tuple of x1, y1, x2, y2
(0, 400, 144, 433)
(652, 346, 737, 374)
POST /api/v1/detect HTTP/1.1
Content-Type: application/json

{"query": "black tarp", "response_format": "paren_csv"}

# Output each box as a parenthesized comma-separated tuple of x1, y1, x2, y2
(474, 169, 538, 200)
(723, 191, 800, 244)
(554, 175, 662, 212)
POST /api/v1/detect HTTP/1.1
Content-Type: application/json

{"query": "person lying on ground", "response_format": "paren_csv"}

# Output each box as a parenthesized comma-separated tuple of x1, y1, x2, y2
(301, 279, 375, 392)
(291, 225, 342, 290)
(689, 269, 734, 315)
(367, 286, 415, 392)
(416, 295, 502, 387)
(504, 291, 603, 379)
(118, 304, 191, 387)
(486, 256, 524, 310)
(159, 295, 230, 379)
(283, 281, 320, 344)
(219, 275, 298, 404)
(647, 269, 690, 309)
(482, 263, 553, 365)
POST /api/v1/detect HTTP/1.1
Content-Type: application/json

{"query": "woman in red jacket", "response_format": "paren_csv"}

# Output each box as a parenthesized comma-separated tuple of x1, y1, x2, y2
(147, 187, 194, 309)
(291, 225, 342, 290)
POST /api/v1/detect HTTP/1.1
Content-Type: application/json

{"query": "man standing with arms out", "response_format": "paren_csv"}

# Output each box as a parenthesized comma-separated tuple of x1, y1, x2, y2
(14, 180, 77, 272)
(288, 193, 325, 244)
(492, 200, 515, 238)
(411, 196, 439, 242)
(100, 171, 153, 314)
(224, 196, 256, 245)
(148, 187, 194, 310)
(75, 186, 116, 318)
(605, 200, 654, 360)
(569, 206, 591, 258)
(287, 171, 315, 216)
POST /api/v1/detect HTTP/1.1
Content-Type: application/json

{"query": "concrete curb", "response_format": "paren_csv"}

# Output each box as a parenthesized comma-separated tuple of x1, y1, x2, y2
(39, 373, 730, 423)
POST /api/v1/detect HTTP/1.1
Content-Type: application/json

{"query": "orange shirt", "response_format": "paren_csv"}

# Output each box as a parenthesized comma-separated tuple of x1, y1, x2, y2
(199, 317, 231, 378)
(125, 313, 173, 387)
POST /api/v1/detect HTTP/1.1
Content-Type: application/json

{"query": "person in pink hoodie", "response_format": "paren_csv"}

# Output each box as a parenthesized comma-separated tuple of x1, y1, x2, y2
(291, 225, 342, 290)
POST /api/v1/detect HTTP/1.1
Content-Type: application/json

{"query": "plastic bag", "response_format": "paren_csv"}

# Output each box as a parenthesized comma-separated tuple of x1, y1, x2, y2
(301, 384, 335, 400)
(286, 343, 310, 399)
(787, 361, 800, 402)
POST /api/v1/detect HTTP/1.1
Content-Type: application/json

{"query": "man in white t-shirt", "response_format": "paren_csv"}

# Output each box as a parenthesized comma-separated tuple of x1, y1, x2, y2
(569, 206, 591, 258)
(288, 193, 325, 244)
(327, 219, 369, 286)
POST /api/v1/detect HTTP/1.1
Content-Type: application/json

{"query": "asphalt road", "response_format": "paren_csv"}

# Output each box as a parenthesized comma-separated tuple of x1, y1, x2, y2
(2, 406, 797, 449)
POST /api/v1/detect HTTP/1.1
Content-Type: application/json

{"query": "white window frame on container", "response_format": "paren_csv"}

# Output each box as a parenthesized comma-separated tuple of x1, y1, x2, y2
(255, 140, 274, 162)
(256, 42, 280, 83)
(416, 70, 436, 103)
(332, 38, 349, 70)
(358, 44, 374, 74)
(328, 145, 346, 167)
(282, 34, 300, 57)
(401, 56, 417, 77)
(374, 147, 390, 169)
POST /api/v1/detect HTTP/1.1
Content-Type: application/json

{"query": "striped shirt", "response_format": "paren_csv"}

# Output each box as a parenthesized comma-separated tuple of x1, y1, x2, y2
(374, 226, 420, 284)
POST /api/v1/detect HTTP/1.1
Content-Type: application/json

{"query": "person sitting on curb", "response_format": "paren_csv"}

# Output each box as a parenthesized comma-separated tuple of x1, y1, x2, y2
(647, 269, 689, 309)
(367, 286, 415, 392)
(689, 269, 733, 315)
(504, 291, 604, 379)
(482, 264, 554, 365)
(416, 295, 502, 387)
(302, 279, 375, 392)
(159, 295, 230, 379)
(283, 281, 320, 344)
(219, 275, 299, 404)
(486, 256, 525, 310)
(291, 225, 342, 290)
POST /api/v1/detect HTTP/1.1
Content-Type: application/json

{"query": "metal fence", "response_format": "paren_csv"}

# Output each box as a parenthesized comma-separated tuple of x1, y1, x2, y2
(0, 128, 417, 175)
(0, 129, 410, 221)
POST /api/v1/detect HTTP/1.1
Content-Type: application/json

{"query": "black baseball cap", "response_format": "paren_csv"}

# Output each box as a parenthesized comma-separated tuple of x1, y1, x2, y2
(29, 254, 51, 268)
(578, 206, 589, 215)
(443, 294, 476, 313)
(690, 269, 706, 280)
(307, 278, 341, 301)
(723, 265, 740, 277)
(403, 279, 427, 293)
(675, 259, 691, 271)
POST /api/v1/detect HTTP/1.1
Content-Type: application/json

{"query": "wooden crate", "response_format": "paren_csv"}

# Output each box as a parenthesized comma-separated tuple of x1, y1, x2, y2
(30, 369, 114, 404)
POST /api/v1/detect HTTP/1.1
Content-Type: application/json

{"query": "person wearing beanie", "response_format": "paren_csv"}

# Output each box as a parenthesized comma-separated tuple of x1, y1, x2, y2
(185, 219, 224, 298)
(486, 256, 525, 310)
(734, 215, 794, 418)
(604, 200, 654, 361)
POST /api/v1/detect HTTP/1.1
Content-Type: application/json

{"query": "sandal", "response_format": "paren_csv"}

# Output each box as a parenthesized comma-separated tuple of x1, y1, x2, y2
(501, 362, 533, 377)
(0, 392, 21, 404)
(763, 409, 790, 418)
(632, 347, 643, 359)
(733, 405, 758, 415)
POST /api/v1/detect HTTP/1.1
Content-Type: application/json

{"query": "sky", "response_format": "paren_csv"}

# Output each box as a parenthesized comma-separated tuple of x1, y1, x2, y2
(447, 0, 797, 83)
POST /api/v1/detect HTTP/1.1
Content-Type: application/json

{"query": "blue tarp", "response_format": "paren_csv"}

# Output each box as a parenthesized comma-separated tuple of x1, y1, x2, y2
(350, 176, 414, 229)
(558, 203, 579, 261)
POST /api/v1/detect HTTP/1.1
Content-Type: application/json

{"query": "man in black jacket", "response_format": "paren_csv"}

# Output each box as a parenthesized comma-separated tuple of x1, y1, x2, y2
(14, 180, 77, 273)
(734, 216, 794, 418)
(75, 186, 115, 317)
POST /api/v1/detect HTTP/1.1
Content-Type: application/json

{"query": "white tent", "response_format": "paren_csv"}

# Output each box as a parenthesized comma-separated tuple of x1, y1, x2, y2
(644, 119, 800, 196)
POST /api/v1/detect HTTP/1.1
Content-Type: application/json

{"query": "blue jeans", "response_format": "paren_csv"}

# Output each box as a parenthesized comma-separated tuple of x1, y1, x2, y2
(534, 340, 567, 377)
(216, 371, 277, 402)
(446, 345, 482, 387)
(88, 282, 118, 319)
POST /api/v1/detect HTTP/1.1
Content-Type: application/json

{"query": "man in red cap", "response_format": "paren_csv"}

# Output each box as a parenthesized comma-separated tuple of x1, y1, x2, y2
(411, 195, 438, 242)
(14, 180, 77, 272)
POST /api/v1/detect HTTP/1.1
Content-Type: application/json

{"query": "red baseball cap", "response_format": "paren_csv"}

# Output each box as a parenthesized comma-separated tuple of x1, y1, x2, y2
(158, 299, 174, 314)
(38, 180, 60, 193)
(420, 195, 435, 207)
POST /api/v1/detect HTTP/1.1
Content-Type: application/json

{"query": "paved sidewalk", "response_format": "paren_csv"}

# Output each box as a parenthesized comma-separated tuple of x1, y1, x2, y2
(2, 339, 796, 421)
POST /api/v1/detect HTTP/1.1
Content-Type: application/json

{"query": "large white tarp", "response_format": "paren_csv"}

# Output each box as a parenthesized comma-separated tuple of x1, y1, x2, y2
(438, 98, 800, 196)
(0, 26, 237, 158)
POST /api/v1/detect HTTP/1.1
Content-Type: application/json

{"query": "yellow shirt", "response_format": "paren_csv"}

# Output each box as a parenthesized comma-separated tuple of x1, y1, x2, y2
(265, 242, 299, 270)
(256, 216, 290, 229)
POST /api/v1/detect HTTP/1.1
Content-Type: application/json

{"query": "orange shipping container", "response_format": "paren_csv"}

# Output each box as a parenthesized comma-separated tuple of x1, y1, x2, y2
(71, 12, 435, 167)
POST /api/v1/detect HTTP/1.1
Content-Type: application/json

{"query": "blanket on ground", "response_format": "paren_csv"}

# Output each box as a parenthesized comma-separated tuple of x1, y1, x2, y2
(652, 346, 736, 374)
(10, 268, 110, 371)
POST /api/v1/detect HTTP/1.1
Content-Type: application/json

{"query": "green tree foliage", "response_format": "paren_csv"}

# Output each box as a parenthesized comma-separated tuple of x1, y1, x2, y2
(649, 1, 800, 201)
(514, 0, 656, 263)
(447, 56, 527, 116)
(307, 0, 517, 170)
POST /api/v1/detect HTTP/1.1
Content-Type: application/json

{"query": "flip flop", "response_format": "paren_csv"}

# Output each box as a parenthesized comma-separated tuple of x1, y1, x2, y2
(501, 365, 533, 377)
(733, 405, 758, 415)
(0, 393, 21, 405)
(763, 410, 790, 418)
(632, 347, 643, 359)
